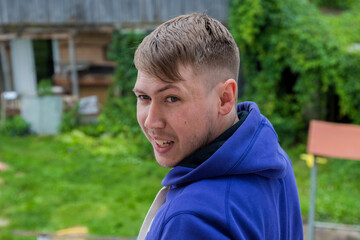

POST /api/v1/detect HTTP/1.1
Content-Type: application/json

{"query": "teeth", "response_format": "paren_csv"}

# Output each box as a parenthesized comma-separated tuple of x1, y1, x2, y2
(155, 140, 172, 147)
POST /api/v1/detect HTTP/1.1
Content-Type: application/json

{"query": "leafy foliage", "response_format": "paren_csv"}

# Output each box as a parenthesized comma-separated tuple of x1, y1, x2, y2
(59, 96, 142, 140)
(59, 103, 81, 133)
(107, 30, 146, 97)
(229, 0, 360, 146)
(97, 96, 140, 136)
(0, 115, 30, 136)
(310, 0, 359, 10)
(37, 78, 53, 96)
(101, 30, 145, 135)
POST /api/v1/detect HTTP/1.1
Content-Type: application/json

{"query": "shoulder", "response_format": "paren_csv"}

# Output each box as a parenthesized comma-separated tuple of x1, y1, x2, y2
(166, 177, 231, 217)
(157, 176, 273, 239)
(154, 178, 233, 239)
(165, 175, 277, 219)
(166, 178, 231, 224)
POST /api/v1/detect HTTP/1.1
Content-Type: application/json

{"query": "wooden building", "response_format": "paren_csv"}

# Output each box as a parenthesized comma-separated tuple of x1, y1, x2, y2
(0, 0, 229, 133)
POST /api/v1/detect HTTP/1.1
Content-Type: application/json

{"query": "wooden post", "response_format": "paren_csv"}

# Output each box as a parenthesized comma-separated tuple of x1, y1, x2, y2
(68, 33, 78, 97)
(52, 39, 61, 74)
(0, 42, 12, 91)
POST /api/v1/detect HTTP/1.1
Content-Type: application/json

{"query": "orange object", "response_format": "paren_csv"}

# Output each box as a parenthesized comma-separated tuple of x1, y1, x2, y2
(307, 120, 360, 161)
(55, 226, 88, 240)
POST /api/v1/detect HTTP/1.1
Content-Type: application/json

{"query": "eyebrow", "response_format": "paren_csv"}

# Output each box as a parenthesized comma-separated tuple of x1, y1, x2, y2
(133, 85, 180, 94)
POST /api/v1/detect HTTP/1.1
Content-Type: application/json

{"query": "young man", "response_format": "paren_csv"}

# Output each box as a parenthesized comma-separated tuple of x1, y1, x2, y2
(133, 13, 303, 240)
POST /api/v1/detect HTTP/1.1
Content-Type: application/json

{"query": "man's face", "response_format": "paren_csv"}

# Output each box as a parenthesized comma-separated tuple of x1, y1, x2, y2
(133, 66, 221, 167)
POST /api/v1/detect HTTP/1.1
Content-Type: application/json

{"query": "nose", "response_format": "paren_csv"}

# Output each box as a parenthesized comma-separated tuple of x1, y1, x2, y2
(144, 102, 166, 129)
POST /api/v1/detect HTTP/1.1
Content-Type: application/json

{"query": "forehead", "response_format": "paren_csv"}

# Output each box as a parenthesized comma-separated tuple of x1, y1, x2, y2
(134, 67, 208, 96)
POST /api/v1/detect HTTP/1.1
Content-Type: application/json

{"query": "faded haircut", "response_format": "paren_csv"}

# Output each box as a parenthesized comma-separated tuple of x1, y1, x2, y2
(134, 13, 240, 88)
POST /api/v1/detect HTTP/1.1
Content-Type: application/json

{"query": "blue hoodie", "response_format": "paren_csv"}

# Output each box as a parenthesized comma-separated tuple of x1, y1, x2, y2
(144, 102, 303, 239)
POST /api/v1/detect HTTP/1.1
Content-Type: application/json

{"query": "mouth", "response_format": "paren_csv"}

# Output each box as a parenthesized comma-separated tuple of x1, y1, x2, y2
(152, 138, 175, 154)
(154, 139, 174, 147)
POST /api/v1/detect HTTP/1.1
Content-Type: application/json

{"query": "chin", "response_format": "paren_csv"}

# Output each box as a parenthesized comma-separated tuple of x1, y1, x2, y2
(155, 156, 179, 168)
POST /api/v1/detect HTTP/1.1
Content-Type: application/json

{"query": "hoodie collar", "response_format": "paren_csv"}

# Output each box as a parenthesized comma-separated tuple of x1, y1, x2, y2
(177, 110, 249, 168)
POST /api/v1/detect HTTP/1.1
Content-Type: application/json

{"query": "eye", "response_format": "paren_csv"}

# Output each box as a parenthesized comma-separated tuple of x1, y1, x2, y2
(166, 96, 179, 103)
(138, 95, 151, 100)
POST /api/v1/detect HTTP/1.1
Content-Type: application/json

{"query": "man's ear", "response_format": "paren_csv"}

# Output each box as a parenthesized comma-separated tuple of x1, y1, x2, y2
(218, 79, 237, 116)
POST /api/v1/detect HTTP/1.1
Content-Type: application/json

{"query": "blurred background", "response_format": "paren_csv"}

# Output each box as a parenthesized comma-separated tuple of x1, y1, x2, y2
(0, 0, 359, 239)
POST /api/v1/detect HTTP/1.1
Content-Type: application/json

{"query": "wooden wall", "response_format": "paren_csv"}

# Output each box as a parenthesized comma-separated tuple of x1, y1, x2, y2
(0, 0, 229, 27)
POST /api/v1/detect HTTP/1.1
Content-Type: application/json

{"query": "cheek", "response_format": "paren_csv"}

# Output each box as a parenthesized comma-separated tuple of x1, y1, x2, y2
(183, 105, 216, 135)
(175, 109, 205, 136)
(136, 106, 147, 127)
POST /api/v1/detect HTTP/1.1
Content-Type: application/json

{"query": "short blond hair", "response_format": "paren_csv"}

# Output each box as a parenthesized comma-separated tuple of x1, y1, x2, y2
(134, 13, 240, 86)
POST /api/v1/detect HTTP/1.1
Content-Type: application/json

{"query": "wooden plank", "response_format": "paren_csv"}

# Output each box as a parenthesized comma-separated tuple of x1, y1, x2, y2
(5, 0, 17, 23)
(0, 0, 9, 23)
(183, 0, 197, 15)
(115, 0, 125, 23)
(140, 0, 156, 22)
(129, 0, 142, 23)
(0, 0, 229, 25)
(160, 0, 182, 21)
(0, 34, 17, 41)
(48, 0, 65, 23)
(31, 0, 49, 23)
(307, 120, 360, 160)
(0, 33, 69, 40)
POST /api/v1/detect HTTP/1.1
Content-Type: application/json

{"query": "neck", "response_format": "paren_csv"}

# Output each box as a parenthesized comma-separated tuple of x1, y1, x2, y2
(217, 107, 239, 137)
(231, 109, 240, 125)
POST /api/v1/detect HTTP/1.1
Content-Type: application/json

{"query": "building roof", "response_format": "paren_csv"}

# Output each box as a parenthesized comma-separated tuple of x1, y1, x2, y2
(0, 0, 229, 30)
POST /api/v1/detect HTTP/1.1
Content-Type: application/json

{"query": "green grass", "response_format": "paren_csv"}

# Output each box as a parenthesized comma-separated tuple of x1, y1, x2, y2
(287, 144, 360, 225)
(0, 133, 359, 239)
(0, 133, 169, 239)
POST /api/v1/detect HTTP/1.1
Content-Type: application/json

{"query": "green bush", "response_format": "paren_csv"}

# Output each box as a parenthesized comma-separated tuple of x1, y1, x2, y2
(0, 115, 30, 136)
(100, 30, 145, 136)
(37, 78, 53, 96)
(59, 103, 81, 133)
(97, 97, 140, 136)
(310, 0, 358, 10)
(63, 97, 141, 138)
(229, 0, 360, 146)
(107, 30, 146, 97)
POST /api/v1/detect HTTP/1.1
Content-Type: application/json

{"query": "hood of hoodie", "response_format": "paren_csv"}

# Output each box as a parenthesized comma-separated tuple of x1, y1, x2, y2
(162, 102, 288, 187)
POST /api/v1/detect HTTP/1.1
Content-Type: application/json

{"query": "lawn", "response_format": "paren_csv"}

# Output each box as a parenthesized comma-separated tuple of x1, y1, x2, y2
(0, 132, 169, 239)
(0, 133, 359, 239)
